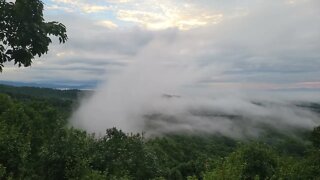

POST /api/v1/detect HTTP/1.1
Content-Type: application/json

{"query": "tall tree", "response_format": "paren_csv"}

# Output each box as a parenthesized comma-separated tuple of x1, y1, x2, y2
(0, 0, 67, 72)
(311, 126, 320, 149)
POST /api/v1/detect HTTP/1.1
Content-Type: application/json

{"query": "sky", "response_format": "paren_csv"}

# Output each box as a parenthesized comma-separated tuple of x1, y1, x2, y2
(1, 0, 320, 91)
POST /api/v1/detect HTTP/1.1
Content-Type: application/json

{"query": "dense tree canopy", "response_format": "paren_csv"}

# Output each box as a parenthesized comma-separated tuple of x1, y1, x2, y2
(0, 0, 67, 71)
(311, 126, 320, 149)
(0, 85, 319, 179)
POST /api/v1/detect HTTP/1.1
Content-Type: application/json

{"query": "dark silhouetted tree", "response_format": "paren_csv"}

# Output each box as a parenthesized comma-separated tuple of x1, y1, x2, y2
(0, 0, 67, 71)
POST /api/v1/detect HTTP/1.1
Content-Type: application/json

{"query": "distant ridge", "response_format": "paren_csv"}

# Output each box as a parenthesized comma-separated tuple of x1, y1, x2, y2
(0, 80, 98, 90)
(0, 83, 86, 101)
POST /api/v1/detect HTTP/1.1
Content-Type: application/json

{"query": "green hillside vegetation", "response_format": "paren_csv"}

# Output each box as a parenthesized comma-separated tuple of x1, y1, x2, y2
(0, 84, 82, 100)
(0, 85, 319, 179)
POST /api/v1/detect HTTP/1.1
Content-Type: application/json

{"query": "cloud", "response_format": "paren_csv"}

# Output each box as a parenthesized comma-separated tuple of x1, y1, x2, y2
(2, 0, 320, 90)
(70, 0, 320, 136)
(2, 0, 319, 136)
(95, 20, 118, 29)
(1, 13, 153, 84)
(105, 0, 132, 3)
(46, 4, 74, 12)
(117, 6, 223, 30)
(47, 0, 225, 30)
(51, 0, 112, 13)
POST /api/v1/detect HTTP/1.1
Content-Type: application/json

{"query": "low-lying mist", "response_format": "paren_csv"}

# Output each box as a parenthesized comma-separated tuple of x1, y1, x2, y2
(71, 85, 320, 138)
(70, 1, 320, 138)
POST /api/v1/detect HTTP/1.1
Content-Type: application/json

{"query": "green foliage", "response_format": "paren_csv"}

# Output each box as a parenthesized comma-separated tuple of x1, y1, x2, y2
(296, 150, 320, 179)
(203, 143, 278, 179)
(38, 128, 95, 179)
(0, 93, 13, 113)
(291, 126, 320, 179)
(311, 126, 320, 149)
(0, 0, 67, 71)
(146, 135, 236, 179)
(0, 164, 6, 178)
(91, 128, 160, 180)
(0, 85, 319, 179)
(187, 175, 198, 180)
(0, 84, 81, 101)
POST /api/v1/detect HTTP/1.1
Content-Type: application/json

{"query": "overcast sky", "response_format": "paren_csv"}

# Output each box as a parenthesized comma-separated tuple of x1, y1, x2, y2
(1, 0, 319, 90)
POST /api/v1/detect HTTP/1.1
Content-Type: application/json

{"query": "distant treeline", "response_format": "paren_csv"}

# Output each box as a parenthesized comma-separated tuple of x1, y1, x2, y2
(0, 85, 319, 179)
(0, 84, 84, 101)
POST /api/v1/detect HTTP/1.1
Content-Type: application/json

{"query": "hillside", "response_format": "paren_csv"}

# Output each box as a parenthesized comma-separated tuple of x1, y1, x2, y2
(0, 84, 82, 100)
(0, 85, 319, 179)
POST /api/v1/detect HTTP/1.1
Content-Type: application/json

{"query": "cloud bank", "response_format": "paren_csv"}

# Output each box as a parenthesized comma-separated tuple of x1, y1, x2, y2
(2, 0, 319, 89)
(70, 0, 320, 137)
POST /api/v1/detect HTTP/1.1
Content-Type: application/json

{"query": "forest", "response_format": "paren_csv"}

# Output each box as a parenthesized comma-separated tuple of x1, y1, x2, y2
(1, 0, 320, 179)
(0, 84, 319, 179)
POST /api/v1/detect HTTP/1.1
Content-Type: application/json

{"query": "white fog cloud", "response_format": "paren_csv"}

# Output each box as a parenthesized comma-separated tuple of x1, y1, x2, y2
(1, 0, 319, 136)
(70, 0, 320, 136)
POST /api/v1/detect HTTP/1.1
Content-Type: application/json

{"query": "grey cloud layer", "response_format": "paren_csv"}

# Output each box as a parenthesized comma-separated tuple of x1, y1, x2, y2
(2, 0, 319, 88)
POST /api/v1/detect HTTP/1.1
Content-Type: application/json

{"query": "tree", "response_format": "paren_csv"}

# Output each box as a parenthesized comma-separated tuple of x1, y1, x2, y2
(204, 143, 278, 179)
(293, 125, 320, 179)
(0, 0, 67, 72)
(311, 126, 320, 149)
(91, 128, 160, 180)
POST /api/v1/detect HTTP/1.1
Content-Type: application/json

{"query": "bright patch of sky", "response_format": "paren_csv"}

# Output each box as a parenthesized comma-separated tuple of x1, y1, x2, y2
(43, 0, 229, 30)
(1, 0, 319, 91)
